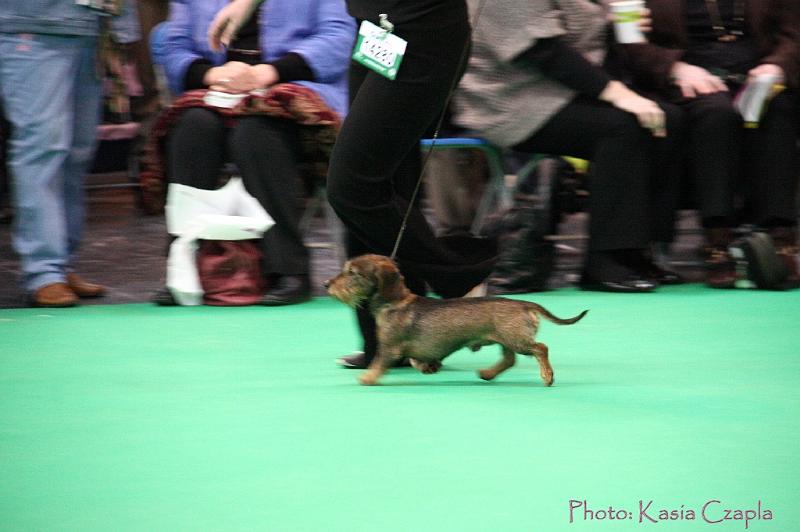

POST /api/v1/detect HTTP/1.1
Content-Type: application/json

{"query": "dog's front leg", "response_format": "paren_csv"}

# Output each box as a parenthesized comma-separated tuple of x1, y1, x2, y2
(359, 348, 403, 386)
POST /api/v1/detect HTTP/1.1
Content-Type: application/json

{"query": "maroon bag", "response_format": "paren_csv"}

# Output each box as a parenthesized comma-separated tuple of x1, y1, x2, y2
(197, 240, 266, 306)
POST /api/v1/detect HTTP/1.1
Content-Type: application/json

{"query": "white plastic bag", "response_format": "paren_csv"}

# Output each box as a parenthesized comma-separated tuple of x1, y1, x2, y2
(164, 178, 274, 305)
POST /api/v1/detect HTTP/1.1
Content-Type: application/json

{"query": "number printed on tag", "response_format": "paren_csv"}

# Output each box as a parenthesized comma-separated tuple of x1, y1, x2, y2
(361, 37, 395, 68)
(352, 20, 407, 80)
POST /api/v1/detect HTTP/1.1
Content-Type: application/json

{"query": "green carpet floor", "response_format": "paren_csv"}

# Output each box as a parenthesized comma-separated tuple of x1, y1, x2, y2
(1, 286, 798, 531)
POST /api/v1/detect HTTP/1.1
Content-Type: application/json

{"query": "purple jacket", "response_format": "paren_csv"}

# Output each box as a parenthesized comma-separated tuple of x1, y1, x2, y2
(160, 0, 355, 116)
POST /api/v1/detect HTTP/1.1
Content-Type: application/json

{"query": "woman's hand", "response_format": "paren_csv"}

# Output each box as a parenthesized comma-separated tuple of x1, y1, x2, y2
(747, 63, 785, 85)
(207, 0, 262, 52)
(670, 61, 727, 98)
(599, 80, 666, 137)
(206, 62, 279, 93)
(204, 61, 251, 92)
(639, 7, 652, 33)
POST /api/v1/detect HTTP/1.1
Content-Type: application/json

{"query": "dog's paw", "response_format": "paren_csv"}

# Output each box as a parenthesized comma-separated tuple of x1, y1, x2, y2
(478, 369, 496, 381)
(541, 371, 554, 387)
(358, 372, 379, 386)
(410, 359, 442, 374)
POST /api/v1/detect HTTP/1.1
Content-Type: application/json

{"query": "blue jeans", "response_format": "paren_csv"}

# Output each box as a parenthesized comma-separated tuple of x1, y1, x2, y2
(0, 33, 102, 292)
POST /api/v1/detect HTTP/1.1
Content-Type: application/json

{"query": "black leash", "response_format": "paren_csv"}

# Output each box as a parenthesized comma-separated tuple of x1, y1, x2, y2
(389, 0, 488, 260)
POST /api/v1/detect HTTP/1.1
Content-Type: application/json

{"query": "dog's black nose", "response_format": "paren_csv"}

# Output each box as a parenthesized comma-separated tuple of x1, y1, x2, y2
(323, 279, 331, 289)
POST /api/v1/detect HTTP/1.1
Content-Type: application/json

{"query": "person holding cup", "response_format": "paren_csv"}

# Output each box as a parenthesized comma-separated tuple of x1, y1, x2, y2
(453, 0, 685, 292)
(617, 0, 800, 289)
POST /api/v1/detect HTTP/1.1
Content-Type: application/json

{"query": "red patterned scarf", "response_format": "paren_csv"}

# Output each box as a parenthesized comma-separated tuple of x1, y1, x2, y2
(139, 84, 341, 214)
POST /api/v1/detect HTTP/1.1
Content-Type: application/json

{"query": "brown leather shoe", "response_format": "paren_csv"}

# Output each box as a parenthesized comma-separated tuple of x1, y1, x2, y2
(31, 283, 78, 307)
(66, 273, 106, 298)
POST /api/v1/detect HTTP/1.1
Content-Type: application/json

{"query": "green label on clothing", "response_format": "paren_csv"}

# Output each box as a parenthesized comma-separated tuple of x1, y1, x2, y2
(352, 20, 407, 81)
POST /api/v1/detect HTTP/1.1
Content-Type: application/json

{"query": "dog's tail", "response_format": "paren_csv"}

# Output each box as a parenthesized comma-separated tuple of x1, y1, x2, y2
(528, 303, 588, 325)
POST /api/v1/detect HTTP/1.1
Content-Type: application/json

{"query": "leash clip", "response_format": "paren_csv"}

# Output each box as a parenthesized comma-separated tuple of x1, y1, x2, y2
(378, 13, 394, 33)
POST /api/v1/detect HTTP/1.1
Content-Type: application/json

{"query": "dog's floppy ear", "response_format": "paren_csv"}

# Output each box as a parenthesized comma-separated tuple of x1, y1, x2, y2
(375, 258, 404, 300)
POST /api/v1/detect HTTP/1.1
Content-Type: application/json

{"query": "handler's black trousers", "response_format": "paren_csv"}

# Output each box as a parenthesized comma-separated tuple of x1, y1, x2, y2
(326, 5, 476, 271)
(327, 4, 493, 361)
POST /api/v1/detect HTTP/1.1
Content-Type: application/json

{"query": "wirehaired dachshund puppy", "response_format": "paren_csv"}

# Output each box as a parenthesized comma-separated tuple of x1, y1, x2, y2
(326, 254, 587, 386)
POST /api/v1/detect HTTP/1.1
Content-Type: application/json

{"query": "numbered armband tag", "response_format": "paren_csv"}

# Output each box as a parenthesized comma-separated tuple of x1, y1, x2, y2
(352, 19, 407, 81)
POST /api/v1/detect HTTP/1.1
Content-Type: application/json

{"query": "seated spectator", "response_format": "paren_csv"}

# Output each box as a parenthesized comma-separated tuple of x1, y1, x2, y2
(618, 0, 800, 288)
(453, 0, 685, 292)
(152, 0, 354, 305)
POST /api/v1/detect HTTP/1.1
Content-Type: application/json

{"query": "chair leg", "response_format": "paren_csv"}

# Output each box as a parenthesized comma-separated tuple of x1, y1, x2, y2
(470, 146, 511, 235)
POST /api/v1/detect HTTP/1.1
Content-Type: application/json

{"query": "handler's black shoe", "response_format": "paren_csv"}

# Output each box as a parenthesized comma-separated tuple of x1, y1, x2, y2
(260, 275, 311, 306)
(579, 273, 656, 293)
(336, 351, 411, 369)
(337, 351, 369, 369)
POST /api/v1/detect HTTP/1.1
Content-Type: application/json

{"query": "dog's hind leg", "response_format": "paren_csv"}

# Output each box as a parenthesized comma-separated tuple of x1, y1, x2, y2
(526, 342, 554, 386)
(478, 346, 516, 381)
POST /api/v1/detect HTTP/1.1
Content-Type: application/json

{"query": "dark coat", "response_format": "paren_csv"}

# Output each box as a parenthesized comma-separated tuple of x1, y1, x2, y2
(619, 0, 800, 89)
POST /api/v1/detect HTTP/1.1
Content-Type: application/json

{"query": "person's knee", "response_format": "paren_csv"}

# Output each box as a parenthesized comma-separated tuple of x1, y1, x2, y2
(690, 93, 740, 127)
(601, 109, 651, 141)
(661, 102, 686, 136)
(175, 108, 223, 133)
(228, 116, 288, 158)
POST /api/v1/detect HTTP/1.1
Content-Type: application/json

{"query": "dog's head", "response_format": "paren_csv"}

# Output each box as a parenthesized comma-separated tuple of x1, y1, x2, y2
(325, 254, 408, 308)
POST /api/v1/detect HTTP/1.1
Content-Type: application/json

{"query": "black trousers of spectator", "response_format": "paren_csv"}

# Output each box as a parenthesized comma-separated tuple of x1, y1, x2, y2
(679, 90, 798, 227)
(167, 108, 309, 276)
(513, 96, 685, 251)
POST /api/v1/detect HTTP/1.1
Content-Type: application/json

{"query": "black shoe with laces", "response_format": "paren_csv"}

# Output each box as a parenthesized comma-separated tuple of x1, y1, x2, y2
(260, 274, 311, 306)
(337, 351, 369, 369)
(336, 351, 411, 369)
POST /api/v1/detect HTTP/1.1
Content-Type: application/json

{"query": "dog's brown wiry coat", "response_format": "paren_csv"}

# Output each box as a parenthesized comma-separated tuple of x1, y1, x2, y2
(326, 254, 587, 386)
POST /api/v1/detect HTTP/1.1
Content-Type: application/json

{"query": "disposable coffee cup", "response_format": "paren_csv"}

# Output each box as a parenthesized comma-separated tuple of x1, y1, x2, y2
(733, 73, 782, 127)
(610, 0, 646, 44)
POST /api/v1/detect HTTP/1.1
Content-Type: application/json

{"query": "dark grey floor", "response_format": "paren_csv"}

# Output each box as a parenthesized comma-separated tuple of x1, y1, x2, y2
(0, 175, 707, 309)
